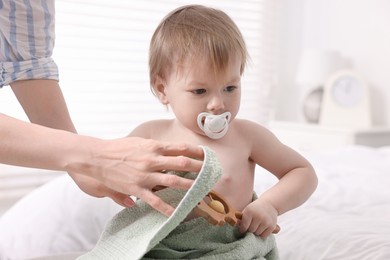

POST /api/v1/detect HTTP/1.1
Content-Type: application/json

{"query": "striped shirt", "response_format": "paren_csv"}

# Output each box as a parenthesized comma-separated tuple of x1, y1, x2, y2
(0, 0, 58, 87)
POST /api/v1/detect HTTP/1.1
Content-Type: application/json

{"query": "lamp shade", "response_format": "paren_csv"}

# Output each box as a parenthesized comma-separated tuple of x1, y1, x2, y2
(296, 50, 344, 87)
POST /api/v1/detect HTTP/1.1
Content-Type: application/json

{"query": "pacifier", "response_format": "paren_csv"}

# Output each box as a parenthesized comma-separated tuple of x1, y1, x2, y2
(197, 112, 231, 139)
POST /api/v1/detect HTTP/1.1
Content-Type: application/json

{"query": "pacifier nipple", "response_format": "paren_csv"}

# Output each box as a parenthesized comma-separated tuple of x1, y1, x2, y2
(197, 112, 231, 139)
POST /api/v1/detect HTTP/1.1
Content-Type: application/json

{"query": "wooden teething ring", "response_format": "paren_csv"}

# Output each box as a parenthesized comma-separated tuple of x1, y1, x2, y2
(194, 190, 240, 226)
(194, 190, 280, 233)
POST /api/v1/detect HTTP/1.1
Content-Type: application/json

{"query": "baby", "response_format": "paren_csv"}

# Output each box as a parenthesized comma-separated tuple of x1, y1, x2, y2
(130, 4, 317, 239)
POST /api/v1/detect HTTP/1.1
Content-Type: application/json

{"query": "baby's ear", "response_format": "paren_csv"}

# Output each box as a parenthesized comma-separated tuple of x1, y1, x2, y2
(152, 76, 169, 105)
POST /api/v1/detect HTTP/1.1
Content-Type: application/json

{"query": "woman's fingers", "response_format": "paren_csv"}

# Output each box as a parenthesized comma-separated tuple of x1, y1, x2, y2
(153, 172, 195, 190)
(69, 172, 135, 208)
(134, 172, 196, 216)
(69, 139, 206, 214)
(160, 143, 204, 159)
(155, 143, 204, 173)
(109, 193, 135, 208)
(137, 189, 175, 216)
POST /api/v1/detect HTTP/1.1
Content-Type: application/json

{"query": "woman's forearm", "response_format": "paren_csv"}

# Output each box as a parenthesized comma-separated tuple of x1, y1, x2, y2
(0, 113, 92, 171)
(0, 113, 205, 215)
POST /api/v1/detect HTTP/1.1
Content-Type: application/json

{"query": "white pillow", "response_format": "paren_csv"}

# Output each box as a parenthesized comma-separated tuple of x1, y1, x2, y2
(0, 175, 122, 260)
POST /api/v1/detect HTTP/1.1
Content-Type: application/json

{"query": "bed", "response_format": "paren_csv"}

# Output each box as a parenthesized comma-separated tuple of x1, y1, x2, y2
(0, 145, 389, 259)
(256, 145, 390, 259)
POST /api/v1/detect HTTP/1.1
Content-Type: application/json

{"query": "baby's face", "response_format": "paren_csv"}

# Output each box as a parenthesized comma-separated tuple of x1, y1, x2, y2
(162, 55, 241, 138)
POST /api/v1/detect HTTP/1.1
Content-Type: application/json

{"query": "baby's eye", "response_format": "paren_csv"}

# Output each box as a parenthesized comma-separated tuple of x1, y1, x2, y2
(224, 86, 237, 92)
(192, 89, 207, 95)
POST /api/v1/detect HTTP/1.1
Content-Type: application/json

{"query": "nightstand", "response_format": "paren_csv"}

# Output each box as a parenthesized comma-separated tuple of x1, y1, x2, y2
(268, 121, 390, 151)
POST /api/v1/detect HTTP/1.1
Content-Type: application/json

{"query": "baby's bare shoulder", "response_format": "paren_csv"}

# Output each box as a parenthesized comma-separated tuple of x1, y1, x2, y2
(233, 118, 269, 133)
(129, 119, 173, 138)
(231, 119, 278, 147)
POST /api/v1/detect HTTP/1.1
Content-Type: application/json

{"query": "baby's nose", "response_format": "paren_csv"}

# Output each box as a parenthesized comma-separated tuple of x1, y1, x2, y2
(207, 94, 225, 111)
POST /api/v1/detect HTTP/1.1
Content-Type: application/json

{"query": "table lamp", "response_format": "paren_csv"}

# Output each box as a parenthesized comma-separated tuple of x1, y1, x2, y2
(296, 49, 344, 123)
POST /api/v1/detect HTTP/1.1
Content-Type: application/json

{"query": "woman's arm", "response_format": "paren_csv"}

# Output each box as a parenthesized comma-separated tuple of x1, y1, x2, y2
(11, 79, 77, 132)
(0, 113, 204, 216)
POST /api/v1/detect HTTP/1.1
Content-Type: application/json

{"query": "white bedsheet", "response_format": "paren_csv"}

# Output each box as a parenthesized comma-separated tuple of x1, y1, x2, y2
(1, 145, 389, 259)
(0, 175, 122, 260)
(256, 145, 390, 260)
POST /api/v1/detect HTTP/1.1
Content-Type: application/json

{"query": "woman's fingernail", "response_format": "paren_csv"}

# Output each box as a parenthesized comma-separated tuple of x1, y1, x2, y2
(124, 197, 135, 207)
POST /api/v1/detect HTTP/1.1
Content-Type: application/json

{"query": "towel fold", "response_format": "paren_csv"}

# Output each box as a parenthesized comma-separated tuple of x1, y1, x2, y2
(77, 146, 278, 259)
(144, 217, 278, 260)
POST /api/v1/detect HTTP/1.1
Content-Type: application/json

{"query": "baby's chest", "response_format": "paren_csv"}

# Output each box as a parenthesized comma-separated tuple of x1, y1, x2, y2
(213, 145, 254, 178)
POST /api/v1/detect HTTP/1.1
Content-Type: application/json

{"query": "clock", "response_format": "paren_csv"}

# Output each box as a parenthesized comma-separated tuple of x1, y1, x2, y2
(319, 70, 372, 128)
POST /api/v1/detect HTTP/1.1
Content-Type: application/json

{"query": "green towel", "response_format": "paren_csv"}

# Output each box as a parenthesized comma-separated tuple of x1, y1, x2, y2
(144, 218, 278, 260)
(77, 146, 278, 259)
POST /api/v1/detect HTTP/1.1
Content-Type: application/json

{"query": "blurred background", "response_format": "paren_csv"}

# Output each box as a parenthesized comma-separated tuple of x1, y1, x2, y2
(276, 0, 390, 126)
(2, 0, 390, 135)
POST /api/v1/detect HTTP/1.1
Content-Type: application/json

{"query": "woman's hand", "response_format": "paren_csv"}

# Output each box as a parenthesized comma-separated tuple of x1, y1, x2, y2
(68, 172, 136, 208)
(67, 137, 204, 216)
(239, 198, 279, 238)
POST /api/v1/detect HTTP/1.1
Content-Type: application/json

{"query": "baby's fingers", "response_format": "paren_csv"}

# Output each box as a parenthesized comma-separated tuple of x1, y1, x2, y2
(258, 223, 281, 238)
(238, 215, 252, 234)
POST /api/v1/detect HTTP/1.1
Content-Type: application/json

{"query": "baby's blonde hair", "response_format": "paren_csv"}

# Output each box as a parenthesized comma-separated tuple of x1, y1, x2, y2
(149, 5, 248, 91)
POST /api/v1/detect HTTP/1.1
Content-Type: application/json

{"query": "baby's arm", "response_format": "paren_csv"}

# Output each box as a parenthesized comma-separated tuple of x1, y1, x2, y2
(238, 120, 318, 237)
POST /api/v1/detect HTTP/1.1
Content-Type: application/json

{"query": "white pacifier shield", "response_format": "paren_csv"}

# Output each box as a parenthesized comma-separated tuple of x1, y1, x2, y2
(197, 112, 231, 139)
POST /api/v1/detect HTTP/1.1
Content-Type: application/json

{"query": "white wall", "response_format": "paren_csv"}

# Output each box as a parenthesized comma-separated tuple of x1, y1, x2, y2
(275, 0, 390, 126)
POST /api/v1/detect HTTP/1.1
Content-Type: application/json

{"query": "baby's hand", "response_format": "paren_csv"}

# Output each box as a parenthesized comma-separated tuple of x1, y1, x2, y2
(239, 199, 278, 238)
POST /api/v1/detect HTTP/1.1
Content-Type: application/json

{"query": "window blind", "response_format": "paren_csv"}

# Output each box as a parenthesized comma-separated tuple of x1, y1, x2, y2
(0, 0, 280, 200)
